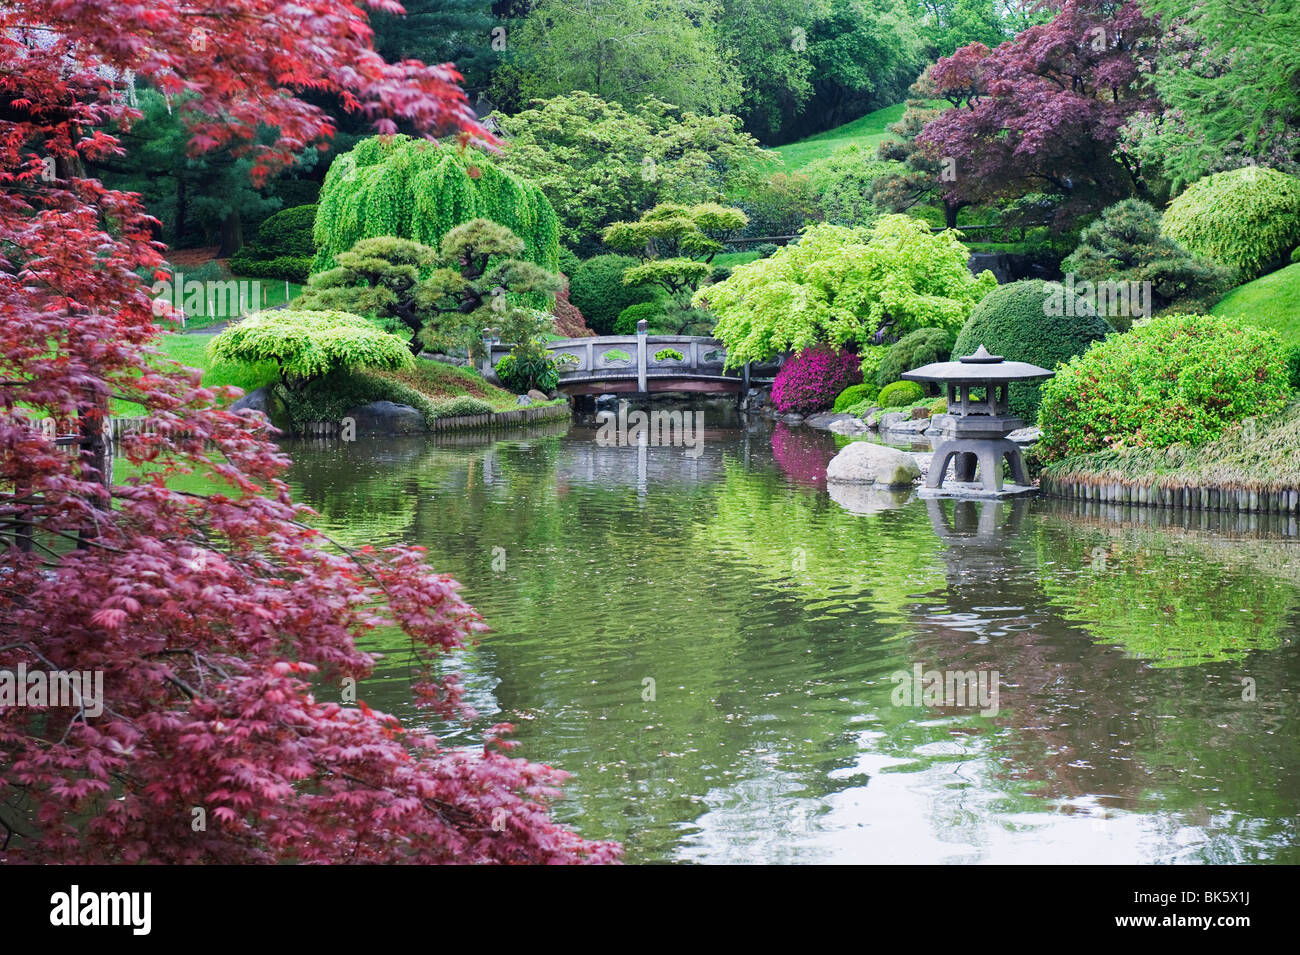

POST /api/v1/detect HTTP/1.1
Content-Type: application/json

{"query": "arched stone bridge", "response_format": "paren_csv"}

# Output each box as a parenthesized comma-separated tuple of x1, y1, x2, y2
(484, 333, 783, 396)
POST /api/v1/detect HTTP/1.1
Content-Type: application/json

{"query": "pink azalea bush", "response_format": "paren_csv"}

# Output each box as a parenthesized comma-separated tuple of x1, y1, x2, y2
(771, 346, 862, 414)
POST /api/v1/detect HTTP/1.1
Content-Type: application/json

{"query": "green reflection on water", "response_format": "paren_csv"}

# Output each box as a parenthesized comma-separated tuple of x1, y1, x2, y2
(248, 423, 1300, 862)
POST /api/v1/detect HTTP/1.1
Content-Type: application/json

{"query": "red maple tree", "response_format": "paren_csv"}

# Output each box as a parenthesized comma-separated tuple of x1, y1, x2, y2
(0, 1, 619, 864)
(915, 0, 1161, 223)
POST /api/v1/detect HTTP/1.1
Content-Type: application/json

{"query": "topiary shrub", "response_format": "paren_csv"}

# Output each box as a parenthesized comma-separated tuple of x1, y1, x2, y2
(877, 380, 925, 408)
(227, 253, 313, 284)
(952, 279, 1114, 423)
(431, 395, 495, 419)
(833, 382, 879, 412)
(229, 204, 319, 283)
(771, 345, 862, 414)
(208, 309, 414, 390)
(1162, 167, 1300, 282)
(1037, 313, 1291, 461)
(876, 326, 954, 388)
(568, 254, 657, 334)
(1062, 198, 1231, 317)
(257, 205, 318, 257)
(613, 301, 664, 335)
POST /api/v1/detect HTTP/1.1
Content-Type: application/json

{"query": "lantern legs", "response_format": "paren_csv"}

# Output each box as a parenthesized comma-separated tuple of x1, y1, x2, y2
(926, 438, 1028, 491)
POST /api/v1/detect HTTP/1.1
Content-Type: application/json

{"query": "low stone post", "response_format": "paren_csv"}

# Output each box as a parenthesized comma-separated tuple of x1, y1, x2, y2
(636, 319, 648, 394)
(480, 328, 494, 379)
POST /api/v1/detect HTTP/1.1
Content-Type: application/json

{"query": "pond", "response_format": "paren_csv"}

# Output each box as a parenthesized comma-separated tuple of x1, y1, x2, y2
(282, 416, 1300, 864)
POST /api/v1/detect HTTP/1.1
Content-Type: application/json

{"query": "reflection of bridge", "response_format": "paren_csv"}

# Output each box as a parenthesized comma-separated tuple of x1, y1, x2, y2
(484, 327, 783, 397)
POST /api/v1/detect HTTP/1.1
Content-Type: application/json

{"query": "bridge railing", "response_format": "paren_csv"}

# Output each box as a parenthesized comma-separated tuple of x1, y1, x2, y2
(482, 321, 782, 393)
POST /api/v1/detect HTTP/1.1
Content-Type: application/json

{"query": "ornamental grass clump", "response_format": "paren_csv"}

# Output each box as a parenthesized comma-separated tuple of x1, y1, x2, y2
(771, 345, 862, 414)
(208, 309, 414, 390)
(1037, 312, 1291, 462)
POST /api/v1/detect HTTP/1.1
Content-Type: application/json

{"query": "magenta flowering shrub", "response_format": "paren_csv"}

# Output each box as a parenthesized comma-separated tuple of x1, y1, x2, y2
(771, 345, 862, 414)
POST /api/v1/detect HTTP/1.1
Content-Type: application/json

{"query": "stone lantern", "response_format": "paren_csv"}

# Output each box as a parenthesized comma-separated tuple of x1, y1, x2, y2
(902, 345, 1053, 493)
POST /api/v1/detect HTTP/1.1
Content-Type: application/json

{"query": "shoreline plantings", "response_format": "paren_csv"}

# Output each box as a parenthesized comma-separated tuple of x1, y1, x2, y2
(1036, 312, 1291, 463)
(770, 345, 862, 415)
(1040, 400, 1300, 512)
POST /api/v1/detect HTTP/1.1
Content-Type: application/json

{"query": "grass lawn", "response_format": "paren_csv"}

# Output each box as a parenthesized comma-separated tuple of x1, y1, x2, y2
(768, 103, 908, 172)
(113, 333, 278, 416)
(713, 250, 762, 269)
(155, 255, 304, 331)
(1212, 263, 1300, 345)
(385, 359, 525, 412)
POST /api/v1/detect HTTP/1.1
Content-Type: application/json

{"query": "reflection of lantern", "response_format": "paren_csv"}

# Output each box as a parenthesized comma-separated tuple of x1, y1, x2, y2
(903, 345, 1053, 493)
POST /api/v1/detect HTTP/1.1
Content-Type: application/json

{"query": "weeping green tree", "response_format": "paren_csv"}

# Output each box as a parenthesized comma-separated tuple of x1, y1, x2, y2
(312, 135, 561, 282)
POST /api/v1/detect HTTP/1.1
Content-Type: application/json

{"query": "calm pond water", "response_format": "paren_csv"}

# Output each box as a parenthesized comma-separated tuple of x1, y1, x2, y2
(283, 416, 1300, 864)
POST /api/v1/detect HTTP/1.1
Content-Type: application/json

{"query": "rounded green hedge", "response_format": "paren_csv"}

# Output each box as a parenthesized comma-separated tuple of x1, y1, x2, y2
(1037, 312, 1291, 461)
(877, 380, 925, 408)
(1162, 166, 1300, 282)
(257, 205, 318, 257)
(229, 204, 319, 282)
(833, 382, 879, 412)
(876, 326, 954, 387)
(952, 279, 1114, 423)
(568, 254, 657, 335)
(613, 302, 664, 335)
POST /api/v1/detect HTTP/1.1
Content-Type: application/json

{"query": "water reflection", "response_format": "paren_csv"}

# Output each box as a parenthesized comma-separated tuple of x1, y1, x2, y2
(280, 419, 1300, 864)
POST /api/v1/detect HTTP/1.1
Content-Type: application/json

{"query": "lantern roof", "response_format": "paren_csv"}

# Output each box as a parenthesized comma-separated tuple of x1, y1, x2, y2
(902, 345, 1055, 383)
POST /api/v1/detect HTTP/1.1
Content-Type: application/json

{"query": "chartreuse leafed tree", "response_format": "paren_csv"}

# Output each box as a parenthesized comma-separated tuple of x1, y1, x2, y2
(312, 135, 560, 278)
(207, 309, 414, 391)
(489, 92, 769, 249)
(696, 215, 996, 368)
(602, 203, 749, 300)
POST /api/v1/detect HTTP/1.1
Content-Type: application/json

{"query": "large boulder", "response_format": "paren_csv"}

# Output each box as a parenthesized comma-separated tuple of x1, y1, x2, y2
(829, 417, 869, 435)
(527, 389, 549, 402)
(229, 386, 292, 436)
(804, 412, 852, 431)
(343, 400, 427, 436)
(826, 441, 921, 487)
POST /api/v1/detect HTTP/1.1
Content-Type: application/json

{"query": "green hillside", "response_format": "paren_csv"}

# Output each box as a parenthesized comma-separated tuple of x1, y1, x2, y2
(1212, 263, 1300, 345)
(770, 103, 907, 171)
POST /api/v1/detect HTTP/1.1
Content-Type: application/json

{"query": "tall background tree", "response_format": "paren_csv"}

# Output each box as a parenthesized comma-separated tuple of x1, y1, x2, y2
(1121, 0, 1300, 191)
(371, 0, 499, 96)
(0, 0, 617, 864)
(495, 0, 742, 115)
(914, 0, 1161, 225)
